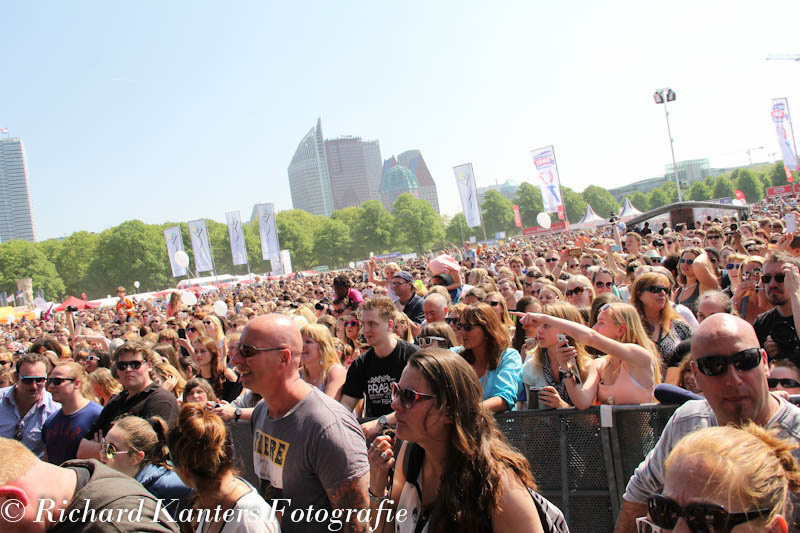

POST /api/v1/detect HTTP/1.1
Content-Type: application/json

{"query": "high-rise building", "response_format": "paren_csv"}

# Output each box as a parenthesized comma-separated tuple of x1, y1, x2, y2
(395, 150, 440, 213)
(325, 136, 382, 210)
(362, 139, 383, 202)
(287, 119, 333, 216)
(380, 163, 420, 211)
(381, 150, 440, 213)
(0, 138, 36, 242)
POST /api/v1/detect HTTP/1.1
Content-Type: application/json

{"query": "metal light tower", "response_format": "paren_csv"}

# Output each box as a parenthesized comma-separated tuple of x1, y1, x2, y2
(653, 88, 683, 202)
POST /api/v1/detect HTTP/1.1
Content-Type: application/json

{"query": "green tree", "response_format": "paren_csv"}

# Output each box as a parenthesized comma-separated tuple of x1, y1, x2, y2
(274, 210, 321, 270)
(312, 218, 352, 268)
(445, 213, 470, 244)
(0, 240, 65, 301)
(648, 188, 669, 209)
(736, 169, 764, 203)
(662, 181, 679, 203)
(84, 220, 173, 297)
(630, 191, 649, 212)
(351, 200, 395, 258)
(767, 162, 788, 187)
(581, 185, 620, 220)
(561, 186, 586, 223)
(481, 190, 515, 237)
(331, 207, 360, 230)
(392, 194, 445, 253)
(512, 182, 544, 227)
(689, 182, 711, 201)
(712, 176, 735, 200)
(55, 231, 99, 296)
(37, 239, 64, 266)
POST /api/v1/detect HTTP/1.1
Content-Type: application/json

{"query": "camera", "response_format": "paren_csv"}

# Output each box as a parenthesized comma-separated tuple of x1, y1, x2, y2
(66, 305, 79, 312)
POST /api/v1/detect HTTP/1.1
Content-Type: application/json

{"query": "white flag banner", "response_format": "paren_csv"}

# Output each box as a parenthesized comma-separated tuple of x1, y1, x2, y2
(280, 249, 293, 275)
(454, 163, 481, 228)
(225, 211, 248, 266)
(163, 226, 187, 277)
(772, 98, 800, 176)
(187, 219, 214, 273)
(531, 145, 564, 215)
(256, 203, 281, 267)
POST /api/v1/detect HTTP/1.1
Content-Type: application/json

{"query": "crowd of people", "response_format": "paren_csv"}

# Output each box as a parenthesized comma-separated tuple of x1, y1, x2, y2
(2, 196, 800, 531)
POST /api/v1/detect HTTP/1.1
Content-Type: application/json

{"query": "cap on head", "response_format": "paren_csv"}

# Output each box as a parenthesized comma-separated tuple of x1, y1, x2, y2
(394, 271, 414, 283)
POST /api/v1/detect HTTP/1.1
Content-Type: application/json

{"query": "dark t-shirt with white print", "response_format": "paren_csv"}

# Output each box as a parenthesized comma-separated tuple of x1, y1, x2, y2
(341, 339, 419, 417)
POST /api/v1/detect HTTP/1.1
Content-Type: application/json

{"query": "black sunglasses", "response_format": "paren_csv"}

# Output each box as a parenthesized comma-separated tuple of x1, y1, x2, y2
(648, 493, 769, 532)
(768, 377, 800, 389)
(488, 301, 502, 307)
(46, 377, 76, 386)
(725, 263, 741, 270)
(545, 258, 558, 263)
(707, 234, 722, 240)
(344, 320, 359, 327)
(14, 421, 23, 441)
(331, 308, 345, 315)
(761, 273, 785, 284)
(523, 281, 534, 287)
(565, 287, 588, 297)
(444, 317, 458, 325)
(595, 281, 613, 289)
(644, 286, 670, 295)
(456, 322, 478, 332)
(694, 347, 762, 376)
(679, 258, 694, 264)
(116, 360, 144, 371)
(237, 343, 285, 358)
(187, 327, 197, 332)
(20, 376, 46, 385)
(665, 240, 674, 245)
(391, 382, 435, 410)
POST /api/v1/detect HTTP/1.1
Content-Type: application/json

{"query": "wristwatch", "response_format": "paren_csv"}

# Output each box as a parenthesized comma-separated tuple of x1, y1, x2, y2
(560, 369, 575, 380)
(378, 415, 391, 429)
(234, 407, 242, 422)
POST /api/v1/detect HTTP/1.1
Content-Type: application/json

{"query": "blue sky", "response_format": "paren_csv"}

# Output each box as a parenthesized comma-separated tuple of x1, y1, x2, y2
(3, 1, 800, 240)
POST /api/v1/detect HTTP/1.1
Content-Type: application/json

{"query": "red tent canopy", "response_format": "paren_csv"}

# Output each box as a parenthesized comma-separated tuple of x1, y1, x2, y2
(54, 296, 100, 312)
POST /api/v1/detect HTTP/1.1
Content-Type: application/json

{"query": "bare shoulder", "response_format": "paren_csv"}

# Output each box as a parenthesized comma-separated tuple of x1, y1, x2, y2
(491, 470, 544, 533)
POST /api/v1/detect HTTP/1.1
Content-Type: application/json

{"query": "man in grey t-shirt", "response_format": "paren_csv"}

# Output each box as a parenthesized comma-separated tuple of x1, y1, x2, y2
(615, 313, 800, 532)
(231, 314, 370, 533)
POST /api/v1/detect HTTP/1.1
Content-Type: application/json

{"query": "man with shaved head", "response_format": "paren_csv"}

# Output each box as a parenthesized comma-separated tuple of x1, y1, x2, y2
(615, 314, 800, 532)
(231, 314, 370, 532)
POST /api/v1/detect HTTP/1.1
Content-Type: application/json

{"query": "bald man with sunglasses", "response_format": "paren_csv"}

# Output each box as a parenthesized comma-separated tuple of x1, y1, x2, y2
(615, 314, 800, 533)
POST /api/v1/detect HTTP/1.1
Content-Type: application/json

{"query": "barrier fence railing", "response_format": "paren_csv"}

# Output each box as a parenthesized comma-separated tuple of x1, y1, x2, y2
(228, 403, 682, 533)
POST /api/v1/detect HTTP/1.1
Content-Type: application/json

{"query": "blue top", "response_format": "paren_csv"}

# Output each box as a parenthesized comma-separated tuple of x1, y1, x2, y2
(42, 400, 103, 464)
(136, 463, 193, 517)
(0, 385, 61, 458)
(451, 346, 522, 411)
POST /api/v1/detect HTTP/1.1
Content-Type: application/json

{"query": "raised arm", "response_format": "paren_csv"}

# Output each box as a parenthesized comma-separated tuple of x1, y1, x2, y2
(691, 251, 720, 291)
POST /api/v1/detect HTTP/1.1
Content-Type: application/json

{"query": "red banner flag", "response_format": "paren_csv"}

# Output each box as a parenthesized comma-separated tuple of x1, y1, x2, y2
(512, 205, 522, 227)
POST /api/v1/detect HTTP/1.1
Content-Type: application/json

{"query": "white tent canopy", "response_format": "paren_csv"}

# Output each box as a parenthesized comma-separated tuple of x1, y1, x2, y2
(571, 204, 607, 229)
(618, 198, 643, 220)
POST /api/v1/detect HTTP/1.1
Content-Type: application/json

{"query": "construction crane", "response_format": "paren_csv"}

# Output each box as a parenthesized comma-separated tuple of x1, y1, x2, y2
(746, 146, 764, 165)
(767, 54, 800, 62)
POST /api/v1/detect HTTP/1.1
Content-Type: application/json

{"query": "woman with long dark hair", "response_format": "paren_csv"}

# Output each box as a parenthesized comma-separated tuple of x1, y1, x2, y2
(367, 348, 564, 533)
(191, 336, 241, 402)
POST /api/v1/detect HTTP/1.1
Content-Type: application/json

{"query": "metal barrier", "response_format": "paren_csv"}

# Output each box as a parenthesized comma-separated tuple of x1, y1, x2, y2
(228, 404, 680, 533)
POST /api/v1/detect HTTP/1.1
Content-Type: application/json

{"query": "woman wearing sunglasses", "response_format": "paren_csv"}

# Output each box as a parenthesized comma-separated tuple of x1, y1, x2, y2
(722, 251, 747, 298)
(80, 349, 110, 374)
(299, 323, 347, 401)
(342, 312, 365, 359)
(564, 275, 594, 308)
(452, 303, 522, 413)
(733, 256, 769, 324)
(647, 423, 799, 532)
(99, 415, 192, 518)
(368, 348, 564, 533)
(631, 272, 691, 381)
(202, 315, 227, 356)
(674, 247, 720, 314)
(485, 291, 515, 331)
(417, 321, 458, 349)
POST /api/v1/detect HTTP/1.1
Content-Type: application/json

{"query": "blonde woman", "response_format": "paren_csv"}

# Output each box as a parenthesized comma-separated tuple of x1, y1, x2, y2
(651, 424, 800, 532)
(521, 302, 596, 410)
(485, 291, 515, 329)
(89, 367, 122, 406)
(393, 311, 415, 343)
(201, 314, 226, 356)
(153, 361, 186, 399)
(537, 282, 564, 305)
(733, 255, 769, 323)
(517, 302, 661, 406)
(299, 323, 347, 400)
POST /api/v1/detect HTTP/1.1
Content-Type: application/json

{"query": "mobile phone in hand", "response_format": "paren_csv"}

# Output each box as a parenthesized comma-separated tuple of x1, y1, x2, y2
(785, 213, 797, 233)
(557, 334, 583, 385)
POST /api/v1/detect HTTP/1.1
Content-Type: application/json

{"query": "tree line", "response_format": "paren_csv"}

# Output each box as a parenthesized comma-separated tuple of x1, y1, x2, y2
(1, 162, 787, 301)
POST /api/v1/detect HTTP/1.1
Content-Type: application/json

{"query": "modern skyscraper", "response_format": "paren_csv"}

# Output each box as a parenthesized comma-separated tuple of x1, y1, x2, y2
(325, 136, 382, 210)
(395, 150, 440, 213)
(380, 163, 420, 211)
(362, 139, 383, 202)
(287, 119, 333, 216)
(0, 138, 36, 242)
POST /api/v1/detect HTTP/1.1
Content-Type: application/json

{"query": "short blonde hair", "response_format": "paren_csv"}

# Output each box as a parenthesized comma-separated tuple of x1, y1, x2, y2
(666, 424, 800, 528)
(0, 437, 37, 485)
